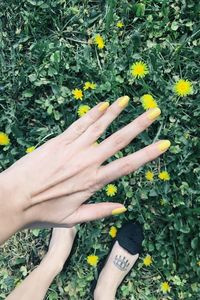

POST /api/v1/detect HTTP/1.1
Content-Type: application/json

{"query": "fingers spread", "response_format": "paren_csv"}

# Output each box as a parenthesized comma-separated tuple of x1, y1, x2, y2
(97, 140, 171, 185)
(95, 107, 161, 163)
(59, 102, 110, 144)
(74, 96, 130, 147)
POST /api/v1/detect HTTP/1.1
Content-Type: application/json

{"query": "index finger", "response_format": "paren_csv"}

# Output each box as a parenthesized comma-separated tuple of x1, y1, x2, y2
(59, 101, 110, 144)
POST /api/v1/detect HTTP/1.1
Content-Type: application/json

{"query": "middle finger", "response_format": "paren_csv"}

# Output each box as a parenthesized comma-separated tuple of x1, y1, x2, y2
(95, 107, 161, 163)
(73, 95, 130, 148)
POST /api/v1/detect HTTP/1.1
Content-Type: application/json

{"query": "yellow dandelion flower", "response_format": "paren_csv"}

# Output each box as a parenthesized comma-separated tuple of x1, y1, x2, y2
(87, 255, 99, 267)
(131, 61, 149, 78)
(141, 94, 158, 110)
(143, 255, 153, 266)
(158, 171, 170, 181)
(145, 170, 154, 181)
(0, 132, 10, 146)
(161, 281, 171, 293)
(109, 226, 117, 238)
(106, 184, 118, 197)
(94, 34, 105, 49)
(84, 82, 96, 90)
(84, 82, 91, 90)
(89, 82, 96, 89)
(174, 79, 193, 97)
(197, 261, 200, 266)
(72, 88, 83, 100)
(26, 146, 36, 153)
(77, 105, 91, 117)
(116, 21, 124, 28)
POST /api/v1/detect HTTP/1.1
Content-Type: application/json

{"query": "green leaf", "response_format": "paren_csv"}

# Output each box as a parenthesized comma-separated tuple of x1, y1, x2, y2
(135, 3, 146, 17)
(20, 266, 27, 277)
(191, 237, 198, 250)
(171, 21, 179, 31)
(28, 73, 37, 82)
(50, 51, 61, 64)
(32, 229, 40, 237)
(47, 105, 53, 115)
(22, 90, 33, 98)
(105, 0, 115, 30)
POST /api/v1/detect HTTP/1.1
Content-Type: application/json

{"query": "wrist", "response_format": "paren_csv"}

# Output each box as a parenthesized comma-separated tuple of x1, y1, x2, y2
(0, 170, 27, 244)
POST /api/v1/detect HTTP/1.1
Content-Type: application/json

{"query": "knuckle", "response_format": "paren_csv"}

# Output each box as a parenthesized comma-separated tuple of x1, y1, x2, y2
(91, 122, 104, 136)
(95, 170, 107, 188)
(135, 116, 149, 131)
(73, 122, 84, 135)
(86, 177, 98, 192)
(87, 170, 101, 191)
(109, 105, 120, 116)
(85, 177, 95, 189)
(86, 113, 96, 123)
(70, 162, 80, 175)
(112, 133, 124, 148)
(143, 147, 154, 161)
(122, 160, 131, 174)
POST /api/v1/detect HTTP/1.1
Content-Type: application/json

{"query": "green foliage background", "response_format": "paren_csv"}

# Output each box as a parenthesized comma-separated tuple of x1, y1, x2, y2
(0, 0, 199, 299)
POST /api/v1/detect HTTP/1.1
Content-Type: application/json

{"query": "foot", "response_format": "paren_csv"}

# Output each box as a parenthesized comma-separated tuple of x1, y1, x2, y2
(94, 241, 139, 300)
(42, 227, 77, 275)
(94, 222, 143, 300)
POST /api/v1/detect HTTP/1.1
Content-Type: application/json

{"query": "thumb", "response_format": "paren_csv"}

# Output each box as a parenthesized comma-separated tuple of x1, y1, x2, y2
(65, 203, 127, 226)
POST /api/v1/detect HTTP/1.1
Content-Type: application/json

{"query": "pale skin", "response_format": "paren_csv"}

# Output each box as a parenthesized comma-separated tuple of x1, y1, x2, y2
(0, 95, 170, 245)
(2, 95, 171, 299)
(6, 228, 77, 300)
(7, 228, 139, 300)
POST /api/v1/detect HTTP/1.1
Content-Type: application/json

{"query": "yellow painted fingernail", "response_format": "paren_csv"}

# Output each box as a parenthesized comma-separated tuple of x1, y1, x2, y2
(118, 96, 130, 108)
(112, 207, 127, 215)
(158, 140, 171, 151)
(99, 102, 109, 111)
(147, 108, 161, 120)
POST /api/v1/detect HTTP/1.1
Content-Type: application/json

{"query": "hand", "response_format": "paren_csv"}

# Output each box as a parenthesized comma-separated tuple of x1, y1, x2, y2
(1, 96, 170, 235)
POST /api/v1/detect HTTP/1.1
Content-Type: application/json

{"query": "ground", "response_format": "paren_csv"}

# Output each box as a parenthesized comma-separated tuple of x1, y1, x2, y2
(0, 1, 199, 299)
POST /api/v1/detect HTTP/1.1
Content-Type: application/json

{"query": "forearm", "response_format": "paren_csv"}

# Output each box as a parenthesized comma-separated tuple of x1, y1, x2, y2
(0, 170, 27, 244)
(6, 258, 60, 300)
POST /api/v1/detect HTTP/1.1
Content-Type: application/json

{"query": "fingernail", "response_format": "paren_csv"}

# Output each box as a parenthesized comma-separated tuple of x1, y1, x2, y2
(147, 108, 161, 120)
(112, 207, 127, 215)
(118, 96, 130, 108)
(158, 140, 171, 151)
(99, 102, 109, 111)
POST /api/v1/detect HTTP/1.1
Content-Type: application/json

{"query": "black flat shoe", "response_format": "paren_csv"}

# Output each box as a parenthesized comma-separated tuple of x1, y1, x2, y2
(90, 221, 144, 295)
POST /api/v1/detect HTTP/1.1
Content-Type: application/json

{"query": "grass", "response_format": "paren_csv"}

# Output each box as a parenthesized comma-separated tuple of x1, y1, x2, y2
(0, 1, 200, 299)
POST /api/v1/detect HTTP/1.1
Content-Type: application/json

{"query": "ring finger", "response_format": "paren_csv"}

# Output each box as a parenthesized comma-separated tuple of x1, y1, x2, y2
(96, 107, 161, 163)
(73, 95, 130, 148)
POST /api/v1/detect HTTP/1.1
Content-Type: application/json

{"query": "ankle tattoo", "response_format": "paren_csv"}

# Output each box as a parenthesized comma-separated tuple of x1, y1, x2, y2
(113, 255, 130, 271)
